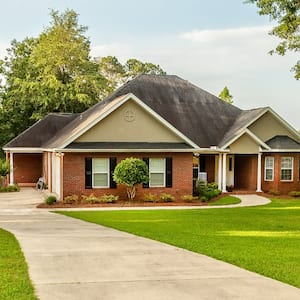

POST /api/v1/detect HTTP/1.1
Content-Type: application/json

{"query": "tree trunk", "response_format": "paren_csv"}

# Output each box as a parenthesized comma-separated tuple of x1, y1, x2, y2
(126, 186, 136, 200)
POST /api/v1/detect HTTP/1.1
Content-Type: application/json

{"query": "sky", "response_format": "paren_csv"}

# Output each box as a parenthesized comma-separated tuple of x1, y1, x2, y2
(0, 0, 299, 129)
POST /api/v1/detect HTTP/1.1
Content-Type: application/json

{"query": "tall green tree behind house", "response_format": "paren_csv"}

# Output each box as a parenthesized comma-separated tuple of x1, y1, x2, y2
(0, 9, 166, 156)
(247, 0, 300, 79)
(219, 86, 233, 104)
(98, 56, 166, 94)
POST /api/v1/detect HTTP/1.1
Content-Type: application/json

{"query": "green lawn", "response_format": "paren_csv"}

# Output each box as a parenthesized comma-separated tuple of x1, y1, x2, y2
(0, 229, 37, 300)
(57, 198, 300, 288)
(208, 195, 241, 206)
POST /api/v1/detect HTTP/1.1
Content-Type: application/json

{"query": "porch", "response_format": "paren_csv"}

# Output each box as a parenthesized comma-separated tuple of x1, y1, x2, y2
(193, 153, 262, 193)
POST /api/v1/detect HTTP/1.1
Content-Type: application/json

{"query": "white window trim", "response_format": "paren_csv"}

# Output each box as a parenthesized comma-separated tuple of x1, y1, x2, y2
(264, 156, 274, 181)
(149, 158, 166, 188)
(280, 157, 293, 182)
(92, 158, 110, 188)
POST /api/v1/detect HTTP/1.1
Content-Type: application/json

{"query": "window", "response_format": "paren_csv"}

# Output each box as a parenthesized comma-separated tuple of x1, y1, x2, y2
(264, 157, 274, 181)
(92, 158, 109, 188)
(280, 157, 293, 181)
(149, 158, 165, 187)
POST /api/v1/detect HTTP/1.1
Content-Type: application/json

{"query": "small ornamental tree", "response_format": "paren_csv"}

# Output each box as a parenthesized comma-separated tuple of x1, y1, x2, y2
(113, 158, 149, 200)
(0, 159, 10, 187)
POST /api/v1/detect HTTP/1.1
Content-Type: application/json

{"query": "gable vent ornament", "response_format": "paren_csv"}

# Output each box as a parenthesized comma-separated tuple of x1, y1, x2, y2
(124, 110, 135, 122)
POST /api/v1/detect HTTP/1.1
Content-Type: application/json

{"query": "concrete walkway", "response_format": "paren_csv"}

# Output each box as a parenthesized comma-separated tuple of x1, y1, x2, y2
(0, 188, 299, 299)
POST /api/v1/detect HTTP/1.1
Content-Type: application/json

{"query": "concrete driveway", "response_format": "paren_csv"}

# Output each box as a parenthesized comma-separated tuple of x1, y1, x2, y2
(0, 188, 299, 300)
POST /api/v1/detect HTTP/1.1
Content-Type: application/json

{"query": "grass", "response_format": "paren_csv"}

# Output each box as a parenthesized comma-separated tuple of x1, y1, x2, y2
(57, 198, 300, 288)
(208, 195, 241, 206)
(0, 229, 37, 300)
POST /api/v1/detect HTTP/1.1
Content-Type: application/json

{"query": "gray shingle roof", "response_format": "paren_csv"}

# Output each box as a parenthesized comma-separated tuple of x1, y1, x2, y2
(46, 74, 242, 148)
(266, 135, 300, 149)
(219, 107, 267, 148)
(4, 113, 78, 148)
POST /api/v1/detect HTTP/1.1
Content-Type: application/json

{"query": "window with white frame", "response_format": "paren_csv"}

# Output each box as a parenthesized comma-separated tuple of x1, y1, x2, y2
(280, 157, 293, 181)
(149, 158, 165, 187)
(92, 158, 109, 188)
(264, 157, 274, 181)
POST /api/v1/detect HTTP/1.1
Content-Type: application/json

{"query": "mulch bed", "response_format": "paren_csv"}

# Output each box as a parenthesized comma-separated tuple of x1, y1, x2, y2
(37, 200, 209, 209)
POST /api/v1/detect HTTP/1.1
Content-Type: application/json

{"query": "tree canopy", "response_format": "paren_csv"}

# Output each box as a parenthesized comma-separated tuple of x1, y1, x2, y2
(113, 158, 149, 200)
(0, 9, 166, 155)
(219, 86, 233, 104)
(248, 0, 300, 79)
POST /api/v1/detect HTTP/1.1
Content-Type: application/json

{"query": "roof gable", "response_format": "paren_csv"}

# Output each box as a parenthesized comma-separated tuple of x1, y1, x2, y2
(74, 98, 186, 144)
(52, 93, 199, 149)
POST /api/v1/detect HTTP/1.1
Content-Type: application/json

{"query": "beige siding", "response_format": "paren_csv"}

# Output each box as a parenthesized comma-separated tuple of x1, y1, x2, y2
(229, 134, 260, 154)
(76, 100, 183, 143)
(249, 111, 293, 142)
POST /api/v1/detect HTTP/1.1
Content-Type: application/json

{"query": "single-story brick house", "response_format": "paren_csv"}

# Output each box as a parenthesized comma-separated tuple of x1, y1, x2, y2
(3, 75, 300, 199)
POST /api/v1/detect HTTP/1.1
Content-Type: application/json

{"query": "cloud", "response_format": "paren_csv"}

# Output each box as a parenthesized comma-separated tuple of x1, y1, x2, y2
(180, 25, 272, 43)
(90, 43, 133, 63)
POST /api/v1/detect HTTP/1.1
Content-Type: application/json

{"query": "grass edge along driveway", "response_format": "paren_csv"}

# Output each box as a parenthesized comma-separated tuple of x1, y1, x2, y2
(0, 228, 37, 300)
(57, 198, 300, 289)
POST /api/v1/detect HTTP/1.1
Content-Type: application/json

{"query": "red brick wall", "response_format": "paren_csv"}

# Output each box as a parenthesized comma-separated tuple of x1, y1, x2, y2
(262, 153, 300, 194)
(63, 152, 193, 200)
(14, 153, 43, 184)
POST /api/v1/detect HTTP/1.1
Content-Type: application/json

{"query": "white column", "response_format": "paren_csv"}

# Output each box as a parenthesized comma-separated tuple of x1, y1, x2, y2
(222, 153, 227, 192)
(218, 153, 222, 190)
(256, 152, 262, 192)
(9, 151, 14, 185)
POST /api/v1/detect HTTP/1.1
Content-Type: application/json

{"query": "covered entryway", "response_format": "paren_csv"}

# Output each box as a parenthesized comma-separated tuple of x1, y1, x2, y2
(8, 153, 43, 186)
(234, 154, 257, 191)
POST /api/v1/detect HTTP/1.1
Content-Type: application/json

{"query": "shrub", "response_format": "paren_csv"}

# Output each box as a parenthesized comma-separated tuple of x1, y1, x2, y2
(81, 193, 100, 204)
(196, 182, 221, 201)
(193, 179, 206, 196)
(288, 191, 300, 197)
(45, 195, 57, 205)
(200, 196, 208, 202)
(268, 189, 281, 196)
(63, 194, 79, 204)
(99, 194, 119, 203)
(142, 193, 159, 203)
(159, 193, 175, 202)
(182, 194, 196, 203)
(113, 158, 149, 200)
(0, 184, 20, 192)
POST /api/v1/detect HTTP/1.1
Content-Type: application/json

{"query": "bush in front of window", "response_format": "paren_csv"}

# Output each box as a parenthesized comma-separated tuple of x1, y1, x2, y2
(113, 158, 149, 201)
(82, 193, 100, 204)
(288, 191, 300, 197)
(99, 194, 119, 203)
(63, 194, 80, 204)
(142, 193, 159, 203)
(182, 194, 197, 203)
(159, 193, 175, 202)
(268, 189, 281, 196)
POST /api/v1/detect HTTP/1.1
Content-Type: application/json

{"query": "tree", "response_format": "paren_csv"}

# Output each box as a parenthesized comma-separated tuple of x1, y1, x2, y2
(0, 10, 107, 144)
(113, 158, 149, 200)
(0, 9, 166, 154)
(248, 0, 300, 79)
(219, 86, 233, 104)
(97, 56, 166, 92)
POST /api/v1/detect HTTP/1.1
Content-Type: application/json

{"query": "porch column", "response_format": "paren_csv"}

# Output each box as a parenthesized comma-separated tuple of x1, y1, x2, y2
(256, 152, 262, 192)
(9, 151, 14, 185)
(59, 153, 64, 201)
(222, 153, 227, 192)
(218, 153, 222, 190)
